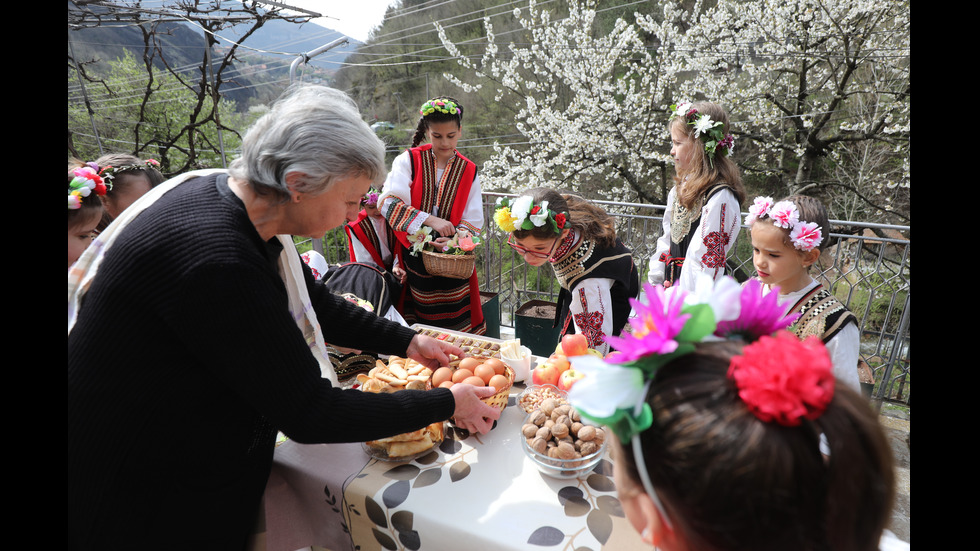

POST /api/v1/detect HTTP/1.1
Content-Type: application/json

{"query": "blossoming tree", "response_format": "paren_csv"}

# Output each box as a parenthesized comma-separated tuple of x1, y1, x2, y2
(439, 0, 909, 222)
(638, 0, 909, 220)
(439, 0, 675, 204)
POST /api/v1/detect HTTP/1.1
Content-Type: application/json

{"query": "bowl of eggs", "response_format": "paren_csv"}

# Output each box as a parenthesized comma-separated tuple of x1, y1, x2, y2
(430, 356, 515, 413)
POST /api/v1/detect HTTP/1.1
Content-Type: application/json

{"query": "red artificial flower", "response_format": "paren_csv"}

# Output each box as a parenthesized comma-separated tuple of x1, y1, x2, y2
(530, 206, 540, 214)
(94, 182, 108, 196)
(727, 332, 834, 426)
(555, 213, 566, 228)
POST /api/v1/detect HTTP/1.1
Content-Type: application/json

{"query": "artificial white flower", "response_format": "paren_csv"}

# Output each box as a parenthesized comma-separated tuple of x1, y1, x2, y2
(529, 200, 549, 226)
(511, 195, 534, 227)
(673, 102, 692, 117)
(693, 115, 717, 138)
(568, 355, 646, 419)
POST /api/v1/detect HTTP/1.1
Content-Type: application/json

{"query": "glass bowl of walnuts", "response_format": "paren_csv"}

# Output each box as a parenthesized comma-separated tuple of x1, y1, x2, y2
(519, 396, 607, 479)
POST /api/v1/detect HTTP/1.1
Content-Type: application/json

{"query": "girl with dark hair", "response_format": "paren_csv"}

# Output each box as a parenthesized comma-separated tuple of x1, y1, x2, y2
(95, 153, 164, 220)
(379, 97, 485, 334)
(746, 194, 861, 389)
(569, 278, 902, 551)
(494, 187, 639, 354)
(649, 101, 746, 292)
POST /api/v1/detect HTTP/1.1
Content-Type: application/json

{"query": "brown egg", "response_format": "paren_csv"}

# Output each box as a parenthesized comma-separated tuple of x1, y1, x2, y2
(484, 358, 507, 376)
(474, 364, 496, 385)
(461, 375, 487, 387)
(432, 367, 454, 388)
(459, 357, 482, 372)
(488, 374, 510, 392)
(439, 380, 455, 389)
(452, 368, 474, 384)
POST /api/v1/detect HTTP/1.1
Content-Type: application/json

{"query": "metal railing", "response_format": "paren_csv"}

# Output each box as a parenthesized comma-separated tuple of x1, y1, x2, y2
(308, 193, 910, 406)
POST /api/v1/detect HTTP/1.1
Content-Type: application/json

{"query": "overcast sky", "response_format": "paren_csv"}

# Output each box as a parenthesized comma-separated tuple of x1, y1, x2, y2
(286, 0, 397, 42)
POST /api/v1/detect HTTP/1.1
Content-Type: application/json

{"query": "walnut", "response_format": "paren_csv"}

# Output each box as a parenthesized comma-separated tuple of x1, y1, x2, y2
(577, 425, 597, 442)
(551, 423, 569, 439)
(540, 398, 557, 416)
(556, 442, 577, 460)
(522, 423, 539, 439)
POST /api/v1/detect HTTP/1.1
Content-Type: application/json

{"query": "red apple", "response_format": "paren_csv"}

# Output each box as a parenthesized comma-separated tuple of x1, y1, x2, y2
(561, 334, 589, 357)
(532, 363, 560, 387)
(547, 353, 571, 374)
(558, 369, 586, 391)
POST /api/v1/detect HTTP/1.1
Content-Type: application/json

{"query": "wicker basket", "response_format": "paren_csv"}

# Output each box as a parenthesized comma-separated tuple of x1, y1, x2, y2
(481, 364, 516, 413)
(421, 249, 475, 279)
(430, 360, 516, 419)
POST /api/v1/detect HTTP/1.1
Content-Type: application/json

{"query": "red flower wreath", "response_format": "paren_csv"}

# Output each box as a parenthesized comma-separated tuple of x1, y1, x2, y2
(727, 332, 834, 426)
(555, 213, 566, 229)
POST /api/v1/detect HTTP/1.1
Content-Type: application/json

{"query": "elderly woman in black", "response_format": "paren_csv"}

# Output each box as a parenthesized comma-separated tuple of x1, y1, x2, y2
(67, 85, 499, 549)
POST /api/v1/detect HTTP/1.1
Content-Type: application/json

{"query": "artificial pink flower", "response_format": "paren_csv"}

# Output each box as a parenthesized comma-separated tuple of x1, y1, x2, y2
(606, 283, 689, 363)
(715, 279, 798, 340)
(459, 235, 476, 252)
(728, 332, 834, 426)
(790, 221, 823, 251)
(745, 196, 773, 225)
(769, 201, 799, 229)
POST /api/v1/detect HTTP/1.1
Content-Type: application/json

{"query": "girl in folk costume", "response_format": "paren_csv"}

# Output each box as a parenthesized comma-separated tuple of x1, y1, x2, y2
(649, 101, 746, 292)
(746, 195, 861, 390)
(68, 161, 109, 269)
(495, 188, 639, 355)
(346, 187, 408, 285)
(379, 97, 485, 334)
(567, 278, 901, 551)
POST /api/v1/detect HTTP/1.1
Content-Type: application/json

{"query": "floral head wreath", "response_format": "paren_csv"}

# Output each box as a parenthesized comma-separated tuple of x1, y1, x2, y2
(68, 165, 108, 210)
(670, 102, 735, 165)
(745, 196, 824, 252)
(568, 275, 833, 528)
(361, 188, 381, 208)
(419, 98, 460, 117)
(98, 158, 160, 186)
(493, 195, 567, 235)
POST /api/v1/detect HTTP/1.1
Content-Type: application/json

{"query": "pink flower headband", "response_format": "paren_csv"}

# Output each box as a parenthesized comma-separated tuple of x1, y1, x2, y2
(745, 196, 824, 252)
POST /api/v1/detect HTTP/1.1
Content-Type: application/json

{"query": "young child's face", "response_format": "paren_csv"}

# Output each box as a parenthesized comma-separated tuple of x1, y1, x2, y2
(68, 210, 101, 269)
(103, 173, 152, 219)
(670, 121, 696, 174)
(427, 120, 461, 160)
(510, 233, 559, 267)
(750, 222, 812, 294)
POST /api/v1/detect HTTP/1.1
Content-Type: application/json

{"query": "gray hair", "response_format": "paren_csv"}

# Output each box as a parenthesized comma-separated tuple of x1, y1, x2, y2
(229, 84, 386, 200)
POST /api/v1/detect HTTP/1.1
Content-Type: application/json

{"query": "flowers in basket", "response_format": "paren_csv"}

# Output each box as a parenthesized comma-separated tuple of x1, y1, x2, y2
(407, 227, 482, 256)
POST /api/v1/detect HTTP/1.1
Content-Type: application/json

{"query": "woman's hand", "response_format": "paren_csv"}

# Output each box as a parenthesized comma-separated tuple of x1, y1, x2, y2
(392, 265, 407, 284)
(449, 384, 501, 434)
(406, 334, 463, 370)
(423, 216, 456, 238)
